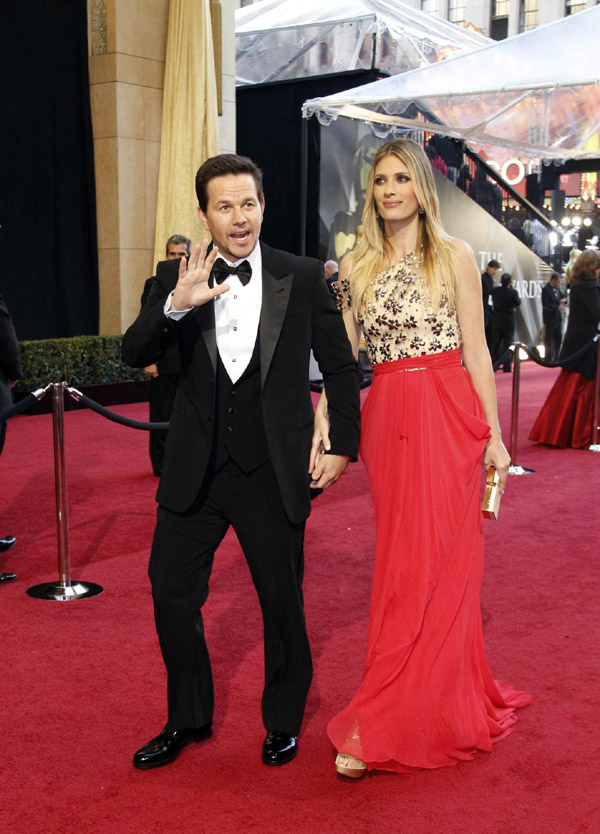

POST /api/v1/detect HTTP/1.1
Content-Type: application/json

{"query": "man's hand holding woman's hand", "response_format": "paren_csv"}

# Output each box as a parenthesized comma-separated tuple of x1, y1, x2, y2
(171, 240, 229, 311)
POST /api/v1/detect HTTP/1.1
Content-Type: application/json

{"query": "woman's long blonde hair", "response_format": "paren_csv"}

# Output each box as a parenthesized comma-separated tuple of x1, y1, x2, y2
(348, 138, 458, 314)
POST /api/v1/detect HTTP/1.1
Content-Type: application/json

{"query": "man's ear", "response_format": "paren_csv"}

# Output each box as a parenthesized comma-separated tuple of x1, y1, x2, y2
(197, 205, 209, 232)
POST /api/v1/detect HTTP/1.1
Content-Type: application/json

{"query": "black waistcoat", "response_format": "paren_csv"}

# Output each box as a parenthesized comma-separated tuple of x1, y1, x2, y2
(213, 335, 269, 472)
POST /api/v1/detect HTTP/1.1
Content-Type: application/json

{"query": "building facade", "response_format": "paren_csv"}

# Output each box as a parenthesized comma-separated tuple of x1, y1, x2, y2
(404, 0, 597, 38)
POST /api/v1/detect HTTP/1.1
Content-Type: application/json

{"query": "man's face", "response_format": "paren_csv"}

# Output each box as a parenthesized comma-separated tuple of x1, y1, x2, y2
(550, 277, 560, 287)
(198, 174, 264, 262)
(487, 266, 500, 278)
(166, 242, 189, 260)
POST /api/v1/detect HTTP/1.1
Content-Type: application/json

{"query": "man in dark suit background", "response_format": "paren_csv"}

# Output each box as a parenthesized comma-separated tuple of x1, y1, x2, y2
(0, 293, 22, 582)
(481, 259, 501, 351)
(541, 272, 566, 362)
(123, 154, 360, 771)
(140, 234, 191, 476)
(491, 272, 521, 372)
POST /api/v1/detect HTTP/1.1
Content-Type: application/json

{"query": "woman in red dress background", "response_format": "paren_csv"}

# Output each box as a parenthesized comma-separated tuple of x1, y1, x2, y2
(312, 139, 531, 778)
(530, 250, 600, 449)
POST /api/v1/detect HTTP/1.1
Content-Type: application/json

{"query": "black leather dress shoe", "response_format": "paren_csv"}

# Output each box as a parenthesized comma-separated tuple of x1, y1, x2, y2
(133, 725, 212, 769)
(0, 572, 17, 582)
(262, 731, 298, 766)
(0, 536, 16, 553)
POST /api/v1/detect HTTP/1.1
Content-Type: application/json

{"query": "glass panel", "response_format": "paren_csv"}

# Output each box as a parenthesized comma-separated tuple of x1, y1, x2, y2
(492, 0, 510, 16)
(491, 16, 509, 40)
(449, 0, 466, 25)
(519, 0, 539, 32)
(565, 0, 587, 14)
(421, 0, 439, 14)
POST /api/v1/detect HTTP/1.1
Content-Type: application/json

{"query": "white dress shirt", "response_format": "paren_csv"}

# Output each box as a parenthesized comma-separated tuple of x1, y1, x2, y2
(164, 244, 262, 384)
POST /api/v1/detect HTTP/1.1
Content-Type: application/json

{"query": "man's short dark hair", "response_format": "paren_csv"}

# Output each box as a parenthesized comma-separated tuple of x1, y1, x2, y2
(195, 154, 264, 211)
(488, 259, 501, 269)
(165, 234, 191, 256)
(501, 272, 512, 286)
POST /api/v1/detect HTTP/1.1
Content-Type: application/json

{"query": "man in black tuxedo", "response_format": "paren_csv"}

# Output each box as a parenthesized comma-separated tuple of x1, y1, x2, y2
(491, 273, 521, 372)
(541, 272, 566, 362)
(140, 234, 190, 476)
(122, 154, 360, 770)
(481, 259, 501, 352)
(0, 293, 22, 582)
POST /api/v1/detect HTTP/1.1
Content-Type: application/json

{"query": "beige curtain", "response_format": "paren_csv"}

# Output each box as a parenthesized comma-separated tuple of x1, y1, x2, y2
(153, 0, 220, 266)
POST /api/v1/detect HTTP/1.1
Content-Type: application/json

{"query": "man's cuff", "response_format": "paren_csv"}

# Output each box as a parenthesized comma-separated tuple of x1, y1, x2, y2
(324, 450, 357, 462)
(164, 291, 193, 320)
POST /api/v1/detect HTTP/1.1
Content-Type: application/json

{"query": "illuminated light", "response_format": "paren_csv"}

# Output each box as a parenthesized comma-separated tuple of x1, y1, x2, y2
(583, 217, 593, 227)
(572, 216, 582, 226)
(501, 158, 525, 185)
(561, 217, 570, 226)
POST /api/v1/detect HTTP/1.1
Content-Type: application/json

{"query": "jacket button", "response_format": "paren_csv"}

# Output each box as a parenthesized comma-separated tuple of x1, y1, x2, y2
(227, 426, 233, 432)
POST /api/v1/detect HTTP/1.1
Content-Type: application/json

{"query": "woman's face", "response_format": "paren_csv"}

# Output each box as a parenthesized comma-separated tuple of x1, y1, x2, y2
(373, 154, 420, 227)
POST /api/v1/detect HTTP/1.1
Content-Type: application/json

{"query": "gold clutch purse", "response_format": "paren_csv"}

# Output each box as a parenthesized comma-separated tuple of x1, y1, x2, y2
(482, 466, 501, 520)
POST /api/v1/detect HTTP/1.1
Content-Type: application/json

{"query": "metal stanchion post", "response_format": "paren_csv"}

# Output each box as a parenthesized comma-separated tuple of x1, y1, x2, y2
(508, 343, 534, 475)
(27, 382, 103, 601)
(589, 332, 600, 452)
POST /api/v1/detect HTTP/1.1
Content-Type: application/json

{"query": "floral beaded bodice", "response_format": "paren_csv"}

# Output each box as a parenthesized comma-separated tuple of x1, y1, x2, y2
(333, 253, 460, 365)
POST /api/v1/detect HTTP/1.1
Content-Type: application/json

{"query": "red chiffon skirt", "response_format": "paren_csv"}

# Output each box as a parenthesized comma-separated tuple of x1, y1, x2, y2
(529, 369, 596, 449)
(327, 349, 531, 773)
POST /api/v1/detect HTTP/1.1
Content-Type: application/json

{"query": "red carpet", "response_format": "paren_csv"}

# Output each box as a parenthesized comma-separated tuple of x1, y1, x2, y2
(0, 362, 598, 834)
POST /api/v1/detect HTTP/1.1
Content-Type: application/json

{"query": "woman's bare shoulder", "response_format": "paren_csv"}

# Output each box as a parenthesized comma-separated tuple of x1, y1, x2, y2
(449, 237, 476, 262)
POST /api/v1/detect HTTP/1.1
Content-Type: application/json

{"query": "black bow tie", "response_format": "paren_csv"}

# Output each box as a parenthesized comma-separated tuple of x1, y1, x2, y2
(212, 258, 252, 286)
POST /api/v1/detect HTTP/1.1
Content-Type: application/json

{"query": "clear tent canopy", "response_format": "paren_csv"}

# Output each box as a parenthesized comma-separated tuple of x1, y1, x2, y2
(235, 0, 490, 86)
(302, 6, 600, 163)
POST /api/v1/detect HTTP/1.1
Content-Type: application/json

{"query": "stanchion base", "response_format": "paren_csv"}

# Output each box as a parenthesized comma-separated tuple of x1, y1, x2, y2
(588, 444, 600, 453)
(26, 581, 104, 601)
(509, 465, 535, 475)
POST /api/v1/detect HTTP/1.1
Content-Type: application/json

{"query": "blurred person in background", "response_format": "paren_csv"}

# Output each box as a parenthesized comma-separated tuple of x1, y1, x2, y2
(541, 272, 566, 362)
(0, 293, 22, 582)
(530, 250, 600, 448)
(491, 273, 521, 372)
(141, 235, 191, 476)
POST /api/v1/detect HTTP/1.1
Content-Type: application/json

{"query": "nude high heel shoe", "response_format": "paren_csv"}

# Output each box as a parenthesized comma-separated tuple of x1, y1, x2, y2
(335, 752, 367, 779)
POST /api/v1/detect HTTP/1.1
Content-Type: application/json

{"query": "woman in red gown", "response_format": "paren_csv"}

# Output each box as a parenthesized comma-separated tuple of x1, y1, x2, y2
(529, 250, 600, 449)
(313, 139, 531, 778)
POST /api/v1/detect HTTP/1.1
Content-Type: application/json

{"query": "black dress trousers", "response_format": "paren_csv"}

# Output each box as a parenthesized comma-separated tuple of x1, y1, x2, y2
(149, 458, 312, 737)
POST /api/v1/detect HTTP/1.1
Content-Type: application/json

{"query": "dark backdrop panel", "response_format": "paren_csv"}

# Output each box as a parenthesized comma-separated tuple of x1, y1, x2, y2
(0, 0, 98, 340)
(236, 70, 380, 259)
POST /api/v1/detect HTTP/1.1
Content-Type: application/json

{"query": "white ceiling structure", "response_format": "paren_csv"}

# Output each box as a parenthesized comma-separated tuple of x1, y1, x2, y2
(235, 0, 490, 86)
(302, 6, 600, 161)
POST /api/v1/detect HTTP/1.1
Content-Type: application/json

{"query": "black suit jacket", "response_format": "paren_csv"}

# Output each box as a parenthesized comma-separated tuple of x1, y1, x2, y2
(0, 293, 22, 418)
(140, 276, 181, 375)
(481, 272, 494, 326)
(491, 285, 521, 328)
(560, 281, 600, 379)
(541, 282, 565, 326)
(122, 242, 360, 524)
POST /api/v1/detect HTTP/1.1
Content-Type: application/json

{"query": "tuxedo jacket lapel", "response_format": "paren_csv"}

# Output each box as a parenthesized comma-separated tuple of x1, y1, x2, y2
(194, 300, 218, 375)
(259, 259, 292, 388)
